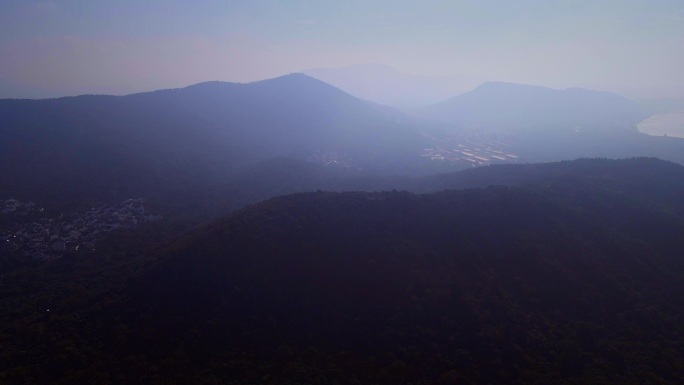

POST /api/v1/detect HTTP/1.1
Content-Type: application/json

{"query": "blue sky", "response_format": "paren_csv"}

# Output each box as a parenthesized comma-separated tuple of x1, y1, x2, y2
(1, 0, 683, 98)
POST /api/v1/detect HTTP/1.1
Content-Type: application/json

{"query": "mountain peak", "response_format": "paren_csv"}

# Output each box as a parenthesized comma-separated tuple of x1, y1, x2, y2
(180, 80, 238, 91)
(251, 72, 339, 89)
(175, 74, 328, 93)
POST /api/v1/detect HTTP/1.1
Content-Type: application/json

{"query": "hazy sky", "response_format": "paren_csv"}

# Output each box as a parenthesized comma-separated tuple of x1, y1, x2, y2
(1, 0, 683, 98)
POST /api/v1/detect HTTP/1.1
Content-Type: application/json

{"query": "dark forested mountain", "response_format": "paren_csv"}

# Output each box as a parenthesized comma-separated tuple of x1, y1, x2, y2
(414, 156, 684, 197)
(3, 158, 684, 384)
(200, 157, 684, 215)
(0, 74, 436, 212)
(4, 74, 684, 218)
(421, 81, 648, 134)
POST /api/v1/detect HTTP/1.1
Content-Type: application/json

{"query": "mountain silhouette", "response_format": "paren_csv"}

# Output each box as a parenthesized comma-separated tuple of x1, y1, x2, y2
(422, 81, 648, 134)
(0, 74, 433, 211)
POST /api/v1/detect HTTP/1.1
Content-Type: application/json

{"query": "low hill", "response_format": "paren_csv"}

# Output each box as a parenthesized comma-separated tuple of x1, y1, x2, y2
(415, 156, 684, 197)
(3, 158, 683, 384)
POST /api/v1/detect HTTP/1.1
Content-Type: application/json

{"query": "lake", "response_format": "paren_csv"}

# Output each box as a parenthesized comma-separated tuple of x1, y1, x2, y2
(638, 112, 684, 138)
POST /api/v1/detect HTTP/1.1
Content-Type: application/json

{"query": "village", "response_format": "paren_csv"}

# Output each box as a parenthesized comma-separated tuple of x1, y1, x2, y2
(308, 149, 360, 170)
(0, 197, 160, 260)
(420, 135, 520, 166)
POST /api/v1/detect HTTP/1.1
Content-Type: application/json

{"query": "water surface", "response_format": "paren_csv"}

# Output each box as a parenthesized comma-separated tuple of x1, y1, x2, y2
(638, 112, 684, 138)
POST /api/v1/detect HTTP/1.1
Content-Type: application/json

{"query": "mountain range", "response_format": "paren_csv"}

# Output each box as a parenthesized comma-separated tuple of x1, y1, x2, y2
(0, 74, 438, 213)
(4, 40, 684, 385)
(2, 73, 684, 219)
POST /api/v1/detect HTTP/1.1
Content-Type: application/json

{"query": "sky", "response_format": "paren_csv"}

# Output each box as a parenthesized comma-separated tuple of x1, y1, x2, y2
(1, 0, 683, 99)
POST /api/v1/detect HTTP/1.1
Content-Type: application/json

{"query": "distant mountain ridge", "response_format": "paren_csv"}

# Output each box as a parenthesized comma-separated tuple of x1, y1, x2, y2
(0, 73, 437, 212)
(3, 73, 684, 220)
(421, 81, 648, 134)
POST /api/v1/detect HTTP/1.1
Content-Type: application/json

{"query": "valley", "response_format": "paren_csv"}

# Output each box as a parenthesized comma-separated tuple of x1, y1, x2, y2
(420, 133, 520, 166)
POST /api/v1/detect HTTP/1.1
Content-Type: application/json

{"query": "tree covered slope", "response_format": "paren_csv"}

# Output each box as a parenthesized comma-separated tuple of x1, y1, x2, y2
(2, 158, 683, 384)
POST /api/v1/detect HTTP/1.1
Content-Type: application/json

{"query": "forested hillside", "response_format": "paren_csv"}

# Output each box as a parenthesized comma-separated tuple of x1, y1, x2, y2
(2, 158, 683, 384)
